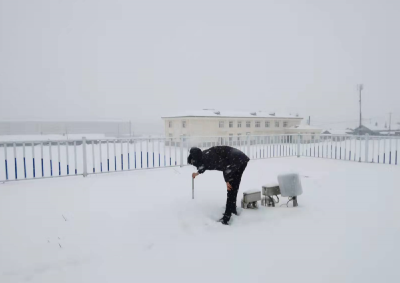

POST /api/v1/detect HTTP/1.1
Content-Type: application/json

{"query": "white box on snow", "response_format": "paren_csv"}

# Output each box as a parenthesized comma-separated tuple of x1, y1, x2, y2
(277, 173, 303, 197)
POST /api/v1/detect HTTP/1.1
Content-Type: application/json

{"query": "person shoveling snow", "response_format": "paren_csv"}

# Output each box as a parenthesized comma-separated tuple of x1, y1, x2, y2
(188, 146, 249, 225)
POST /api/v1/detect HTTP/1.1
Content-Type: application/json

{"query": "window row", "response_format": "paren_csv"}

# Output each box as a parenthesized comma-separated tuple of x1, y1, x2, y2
(168, 120, 289, 128)
(169, 121, 186, 128)
(220, 121, 288, 128)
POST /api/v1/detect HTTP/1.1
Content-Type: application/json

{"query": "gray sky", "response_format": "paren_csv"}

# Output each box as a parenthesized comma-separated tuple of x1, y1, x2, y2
(1, 0, 399, 133)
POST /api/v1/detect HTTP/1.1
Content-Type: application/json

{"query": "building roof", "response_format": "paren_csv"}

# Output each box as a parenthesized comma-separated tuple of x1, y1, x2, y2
(363, 124, 386, 131)
(363, 122, 400, 132)
(162, 110, 301, 119)
(351, 125, 377, 135)
(321, 129, 352, 135)
(288, 124, 321, 130)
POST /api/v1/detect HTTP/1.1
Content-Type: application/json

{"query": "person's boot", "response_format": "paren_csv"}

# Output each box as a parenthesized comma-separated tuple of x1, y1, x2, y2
(223, 205, 239, 216)
(222, 210, 238, 216)
(232, 207, 239, 216)
(218, 215, 230, 225)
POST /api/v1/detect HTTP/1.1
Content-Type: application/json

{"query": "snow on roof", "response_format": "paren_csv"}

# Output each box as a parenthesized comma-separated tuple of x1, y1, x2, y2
(364, 124, 386, 131)
(288, 124, 321, 130)
(162, 110, 301, 119)
(364, 122, 398, 132)
(322, 129, 352, 135)
(350, 124, 397, 133)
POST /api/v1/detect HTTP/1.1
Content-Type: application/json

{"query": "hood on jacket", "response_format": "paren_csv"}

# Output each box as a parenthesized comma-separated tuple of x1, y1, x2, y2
(187, 147, 203, 167)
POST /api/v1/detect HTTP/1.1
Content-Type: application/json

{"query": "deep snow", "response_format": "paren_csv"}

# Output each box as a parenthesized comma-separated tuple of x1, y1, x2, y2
(1, 157, 399, 283)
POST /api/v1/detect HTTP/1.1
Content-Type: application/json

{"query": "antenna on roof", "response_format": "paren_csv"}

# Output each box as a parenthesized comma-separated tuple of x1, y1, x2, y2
(213, 111, 220, 115)
(269, 112, 275, 116)
(250, 112, 257, 116)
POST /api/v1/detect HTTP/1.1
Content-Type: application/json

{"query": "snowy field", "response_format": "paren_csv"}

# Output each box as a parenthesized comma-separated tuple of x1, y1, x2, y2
(1, 157, 400, 283)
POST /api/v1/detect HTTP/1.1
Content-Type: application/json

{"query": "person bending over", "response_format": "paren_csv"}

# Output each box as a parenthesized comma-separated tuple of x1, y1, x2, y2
(188, 146, 249, 225)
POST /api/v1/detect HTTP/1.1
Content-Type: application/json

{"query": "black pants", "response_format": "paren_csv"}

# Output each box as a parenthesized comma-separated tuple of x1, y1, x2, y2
(224, 162, 248, 218)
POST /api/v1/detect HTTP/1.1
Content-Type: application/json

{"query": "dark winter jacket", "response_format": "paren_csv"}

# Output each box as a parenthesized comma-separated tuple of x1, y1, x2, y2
(188, 146, 249, 182)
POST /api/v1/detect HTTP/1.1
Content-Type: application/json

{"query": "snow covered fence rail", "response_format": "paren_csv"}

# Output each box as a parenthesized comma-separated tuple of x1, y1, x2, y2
(0, 137, 183, 181)
(299, 134, 399, 164)
(1, 134, 398, 182)
(0, 138, 86, 181)
(184, 134, 300, 163)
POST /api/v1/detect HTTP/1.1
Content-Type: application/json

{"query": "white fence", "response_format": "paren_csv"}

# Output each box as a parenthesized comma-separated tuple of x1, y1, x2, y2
(0, 134, 399, 182)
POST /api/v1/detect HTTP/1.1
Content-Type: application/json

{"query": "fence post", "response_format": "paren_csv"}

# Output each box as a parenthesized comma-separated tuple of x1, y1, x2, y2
(365, 134, 369, 163)
(82, 137, 88, 177)
(180, 135, 184, 167)
(297, 134, 301, 157)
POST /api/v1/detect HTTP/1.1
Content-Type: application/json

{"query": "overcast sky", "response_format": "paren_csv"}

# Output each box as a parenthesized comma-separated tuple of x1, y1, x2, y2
(1, 0, 399, 133)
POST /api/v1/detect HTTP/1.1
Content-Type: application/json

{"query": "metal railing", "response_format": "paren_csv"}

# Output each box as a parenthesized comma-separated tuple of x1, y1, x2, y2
(1, 134, 398, 182)
(298, 134, 399, 164)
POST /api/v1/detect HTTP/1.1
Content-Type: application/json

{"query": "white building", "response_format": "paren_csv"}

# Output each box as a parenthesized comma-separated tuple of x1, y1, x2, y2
(162, 110, 321, 142)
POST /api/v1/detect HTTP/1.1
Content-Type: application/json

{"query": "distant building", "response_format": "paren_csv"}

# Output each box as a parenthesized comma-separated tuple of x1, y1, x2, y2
(161, 110, 322, 142)
(0, 121, 131, 137)
(348, 123, 400, 136)
(350, 125, 378, 136)
(321, 129, 352, 135)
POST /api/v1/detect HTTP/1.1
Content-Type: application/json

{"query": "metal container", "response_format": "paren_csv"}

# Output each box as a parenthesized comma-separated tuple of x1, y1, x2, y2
(243, 190, 261, 203)
(262, 184, 281, 196)
(241, 190, 261, 209)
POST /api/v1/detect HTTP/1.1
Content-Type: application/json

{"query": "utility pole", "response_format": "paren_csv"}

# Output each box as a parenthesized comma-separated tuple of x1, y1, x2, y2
(129, 120, 132, 137)
(389, 113, 392, 132)
(357, 84, 363, 128)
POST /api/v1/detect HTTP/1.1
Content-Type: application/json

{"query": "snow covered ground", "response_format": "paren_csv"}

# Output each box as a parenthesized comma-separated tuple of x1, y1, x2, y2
(0, 157, 399, 283)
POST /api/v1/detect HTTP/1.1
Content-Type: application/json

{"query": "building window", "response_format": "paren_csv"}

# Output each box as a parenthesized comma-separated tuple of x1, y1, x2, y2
(182, 134, 186, 141)
(182, 121, 186, 128)
(169, 133, 173, 138)
(237, 133, 241, 141)
(219, 121, 224, 128)
(275, 121, 279, 127)
(168, 121, 173, 128)
(283, 121, 288, 127)
(246, 121, 251, 128)
(229, 134, 233, 141)
(255, 121, 260, 128)
(229, 121, 233, 128)
(265, 121, 270, 128)
(237, 121, 242, 128)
